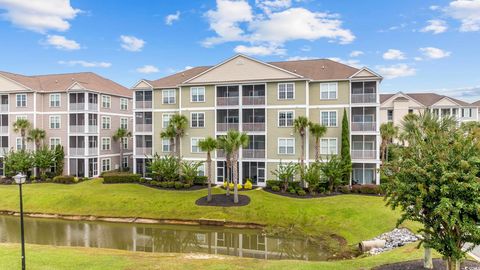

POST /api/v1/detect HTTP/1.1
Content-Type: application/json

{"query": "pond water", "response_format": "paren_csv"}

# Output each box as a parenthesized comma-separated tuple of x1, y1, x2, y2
(0, 215, 348, 261)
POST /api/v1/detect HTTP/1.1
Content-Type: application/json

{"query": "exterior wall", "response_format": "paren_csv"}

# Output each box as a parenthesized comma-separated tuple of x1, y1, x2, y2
(180, 85, 215, 108)
(153, 88, 180, 110)
(181, 110, 215, 158)
(266, 108, 305, 160)
(308, 107, 345, 160)
(309, 81, 350, 105)
(266, 81, 307, 105)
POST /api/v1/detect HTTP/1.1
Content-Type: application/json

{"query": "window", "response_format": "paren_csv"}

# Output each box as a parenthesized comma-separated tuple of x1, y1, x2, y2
(320, 138, 338, 155)
(16, 137, 23, 151)
(50, 94, 61, 107)
(462, 108, 472, 118)
(16, 94, 27, 107)
(122, 156, 129, 168)
(320, 83, 338, 100)
(101, 95, 111, 108)
(101, 116, 111, 129)
(162, 138, 171, 152)
(101, 137, 111, 150)
(162, 89, 176, 104)
(49, 115, 61, 129)
(387, 110, 393, 122)
(120, 117, 128, 129)
(278, 83, 294, 100)
(320, 111, 337, 127)
(278, 138, 295, 154)
(49, 138, 61, 150)
(191, 137, 204, 153)
(120, 98, 128, 110)
(191, 112, 205, 128)
(191, 87, 205, 102)
(198, 163, 205, 177)
(278, 111, 294, 127)
(162, 113, 173, 128)
(101, 158, 111, 172)
(16, 115, 27, 121)
(121, 137, 128, 149)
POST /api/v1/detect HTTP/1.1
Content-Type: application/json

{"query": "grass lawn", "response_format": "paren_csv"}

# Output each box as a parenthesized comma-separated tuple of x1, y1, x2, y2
(0, 243, 436, 270)
(0, 179, 418, 244)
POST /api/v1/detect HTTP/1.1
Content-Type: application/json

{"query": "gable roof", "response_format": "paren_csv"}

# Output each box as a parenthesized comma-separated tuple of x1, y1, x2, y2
(472, 100, 480, 106)
(0, 71, 131, 98)
(380, 92, 472, 107)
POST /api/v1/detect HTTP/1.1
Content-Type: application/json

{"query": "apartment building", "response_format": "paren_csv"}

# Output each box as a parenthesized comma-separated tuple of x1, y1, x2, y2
(380, 92, 479, 126)
(0, 71, 133, 177)
(132, 54, 382, 186)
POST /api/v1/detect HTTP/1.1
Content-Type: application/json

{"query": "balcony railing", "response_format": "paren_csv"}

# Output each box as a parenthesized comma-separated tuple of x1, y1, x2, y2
(351, 122, 376, 132)
(242, 149, 265, 159)
(135, 124, 153, 132)
(69, 125, 85, 133)
(242, 96, 265, 105)
(69, 148, 85, 156)
(88, 103, 98, 111)
(0, 126, 7, 134)
(87, 125, 97, 133)
(217, 97, 239, 106)
(351, 150, 376, 159)
(217, 123, 239, 132)
(136, 147, 152, 156)
(70, 103, 85, 111)
(88, 148, 98, 156)
(0, 147, 8, 155)
(0, 104, 8, 112)
(135, 101, 152, 109)
(351, 93, 376, 104)
(242, 123, 265, 132)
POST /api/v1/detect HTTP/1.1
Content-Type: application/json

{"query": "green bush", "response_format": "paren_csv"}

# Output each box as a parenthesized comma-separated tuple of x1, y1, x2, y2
(174, 181, 184, 189)
(103, 172, 140, 184)
(194, 176, 208, 185)
(52, 175, 75, 184)
(266, 180, 282, 189)
(167, 181, 175, 188)
(317, 186, 326, 194)
(297, 189, 306, 196)
(150, 181, 159, 186)
(351, 184, 382, 194)
(271, 185, 280, 192)
(159, 182, 168, 188)
(183, 183, 191, 189)
(288, 188, 296, 194)
(339, 185, 350, 194)
(148, 155, 179, 182)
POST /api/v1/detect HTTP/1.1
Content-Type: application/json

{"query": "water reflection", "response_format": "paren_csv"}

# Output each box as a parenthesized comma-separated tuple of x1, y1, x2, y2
(0, 215, 337, 261)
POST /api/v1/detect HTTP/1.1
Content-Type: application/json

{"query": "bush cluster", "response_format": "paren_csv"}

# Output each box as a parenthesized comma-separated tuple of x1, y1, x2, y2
(51, 175, 76, 184)
(103, 172, 140, 184)
(345, 184, 383, 195)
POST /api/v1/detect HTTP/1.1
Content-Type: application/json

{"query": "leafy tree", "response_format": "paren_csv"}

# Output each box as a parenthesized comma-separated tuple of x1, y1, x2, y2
(160, 125, 176, 157)
(12, 118, 31, 150)
(27, 128, 46, 150)
(33, 147, 56, 179)
(383, 112, 480, 270)
(4, 150, 34, 176)
(53, 145, 65, 176)
(199, 137, 217, 202)
(320, 155, 350, 192)
(380, 122, 398, 163)
(180, 160, 202, 185)
(340, 108, 352, 183)
(293, 116, 310, 185)
(112, 128, 132, 170)
(309, 123, 326, 161)
(303, 162, 322, 195)
(169, 114, 188, 160)
(222, 130, 249, 204)
(217, 135, 234, 196)
(148, 154, 179, 181)
(271, 161, 297, 192)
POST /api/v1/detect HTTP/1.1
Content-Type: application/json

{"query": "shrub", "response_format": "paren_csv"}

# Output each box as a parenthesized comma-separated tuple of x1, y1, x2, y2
(167, 181, 175, 188)
(339, 185, 351, 194)
(297, 189, 306, 196)
(244, 180, 253, 190)
(229, 182, 234, 190)
(184, 183, 191, 189)
(236, 183, 243, 190)
(194, 176, 208, 185)
(148, 155, 179, 182)
(138, 177, 147, 184)
(52, 175, 75, 184)
(181, 161, 202, 185)
(174, 181, 184, 189)
(159, 182, 168, 188)
(271, 185, 280, 192)
(317, 186, 326, 194)
(103, 172, 140, 184)
(150, 181, 159, 186)
(266, 180, 282, 189)
(289, 188, 296, 194)
(351, 184, 382, 194)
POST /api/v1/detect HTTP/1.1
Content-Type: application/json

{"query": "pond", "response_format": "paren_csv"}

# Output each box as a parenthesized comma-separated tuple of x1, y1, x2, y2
(0, 215, 351, 261)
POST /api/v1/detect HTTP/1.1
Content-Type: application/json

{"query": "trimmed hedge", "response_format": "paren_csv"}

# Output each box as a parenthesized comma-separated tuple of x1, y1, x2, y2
(194, 176, 208, 185)
(351, 184, 383, 195)
(52, 175, 76, 184)
(103, 172, 140, 184)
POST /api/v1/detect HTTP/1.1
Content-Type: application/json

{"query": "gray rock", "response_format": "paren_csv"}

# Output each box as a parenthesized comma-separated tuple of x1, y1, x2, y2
(366, 228, 418, 255)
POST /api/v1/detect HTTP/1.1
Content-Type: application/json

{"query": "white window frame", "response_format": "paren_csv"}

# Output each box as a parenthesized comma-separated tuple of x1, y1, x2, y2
(387, 109, 393, 122)
(120, 117, 128, 129)
(101, 158, 111, 172)
(120, 98, 128, 110)
(198, 163, 205, 176)
(162, 138, 171, 152)
(191, 137, 204, 153)
(49, 115, 61, 129)
(162, 89, 176, 104)
(122, 156, 129, 168)
(162, 113, 174, 128)
(462, 108, 472, 118)
(122, 137, 128, 149)
(16, 137, 23, 151)
(320, 82, 338, 100)
(49, 137, 61, 150)
(101, 116, 111, 129)
(278, 110, 294, 127)
(320, 110, 338, 127)
(320, 138, 338, 155)
(16, 94, 27, 107)
(278, 138, 295, 155)
(101, 137, 111, 151)
(101, 95, 111, 109)
(190, 112, 205, 128)
(277, 83, 295, 100)
(49, 93, 61, 107)
(190, 87, 205, 103)
(16, 115, 27, 121)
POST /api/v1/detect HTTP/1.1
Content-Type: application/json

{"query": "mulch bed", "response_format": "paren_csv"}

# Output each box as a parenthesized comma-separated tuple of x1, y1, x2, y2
(263, 188, 383, 199)
(373, 259, 480, 270)
(138, 183, 207, 191)
(195, 194, 251, 207)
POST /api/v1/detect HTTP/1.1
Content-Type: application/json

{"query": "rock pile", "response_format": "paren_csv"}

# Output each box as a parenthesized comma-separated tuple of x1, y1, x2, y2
(368, 228, 419, 255)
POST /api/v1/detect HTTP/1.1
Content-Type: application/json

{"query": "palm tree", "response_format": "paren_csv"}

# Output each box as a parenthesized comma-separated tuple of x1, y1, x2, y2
(309, 123, 327, 161)
(199, 137, 217, 202)
(217, 135, 234, 197)
(113, 128, 132, 170)
(293, 116, 310, 185)
(169, 114, 188, 160)
(380, 122, 398, 163)
(27, 128, 46, 150)
(160, 125, 176, 157)
(13, 118, 31, 150)
(223, 130, 249, 204)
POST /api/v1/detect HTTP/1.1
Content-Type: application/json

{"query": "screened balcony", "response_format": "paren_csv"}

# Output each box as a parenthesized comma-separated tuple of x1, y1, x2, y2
(135, 112, 153, 132)
(242, 109, 265, 132)
(0, 115, 7, 134)
(351, 135, 376, 159)
(0, 95, 8, 112)
(135, 90, 153, 109)
(352, 163, 377, 185)
(217, 109, 239, 132)
(70, 93, 98, 111)
(135, 135, 152, 156)
(242, 135, 265, 159)
(351, 107, 377, 132)
(217, 85, 239, 106)
(242, 84, 265, 105)
(69, 136, 85, 156)
(351, 81, 377, 104)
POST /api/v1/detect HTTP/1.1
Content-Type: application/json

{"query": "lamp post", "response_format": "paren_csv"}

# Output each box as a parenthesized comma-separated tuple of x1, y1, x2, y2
(14, 172, 26, 270)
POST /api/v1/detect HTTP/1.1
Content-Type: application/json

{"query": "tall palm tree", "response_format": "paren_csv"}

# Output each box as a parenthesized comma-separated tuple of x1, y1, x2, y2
(217, 135, 234, 197)
(199, 137, 217, 202)
(160, 125, 176, 157)
(380, 122, 398, 163)
(112, 128, 132, 170)
(309, 123, 327, 161)
(293, 116, 310, 185)
(13, 118, 31, 150)
(223, 130, 249, 204)
(27, 128, 46, 150)
(169, 114, 188, 160)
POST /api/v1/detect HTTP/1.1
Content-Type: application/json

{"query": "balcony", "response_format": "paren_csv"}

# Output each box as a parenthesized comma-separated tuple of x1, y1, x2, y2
(88, 148, 98, 156)
(352, 122, 376, 132)
(351, 150, 376, 159)
(69, 125, 84, 133)
(136, 147, 152, 156)
(242, 96, 265, 106)
(70, 103, 85, 111)
(135, 124, 152, 132)
(87, 103, 98, 111)
(135, 101, 152, 109)
(242, 123, 265, 132)
(217, 123, 239, 132)
(242, 149, 265, 159)
(351, 94, 376, 104)
(87, 125, 97, 133)
(217, 97, 239, 106)
(69, 148, 85, 156)
(0, 126, 7, 134)
(0, 104, 8, 112)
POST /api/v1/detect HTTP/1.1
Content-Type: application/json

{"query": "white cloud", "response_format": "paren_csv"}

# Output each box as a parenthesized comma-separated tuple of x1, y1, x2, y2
(445, 0, 480, 32)
(255, 0, 291, 14)
(414, 57, 423, 61)
(120, 35, 145, 52)
(234, 44, 285, 56)
(377, 64, 416, 79)
(0, 0, 80, 33)
(419, 47, 451, 59)
(287, 56, 317, 61)
(58, 60, 111, 68)
(420, 19, 448, 34)
(136, 65, 159, 74)
(382, 49, 406, 60)
(349, 50, 364, 57)
(300, 45, 311, 52)
(327, 57, 361, 68)
(430, 5, 440, 10)
(184, 66, 193, 70)
(44, 35, 80, 50)
(165, 11, 180, 25)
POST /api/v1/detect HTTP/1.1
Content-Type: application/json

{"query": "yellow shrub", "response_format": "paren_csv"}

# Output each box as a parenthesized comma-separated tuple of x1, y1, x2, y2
(237, 183, 243, 190)
(229, 182, 234, 189)
(244, 180, 253, 190)
(223, 181, 227, 188)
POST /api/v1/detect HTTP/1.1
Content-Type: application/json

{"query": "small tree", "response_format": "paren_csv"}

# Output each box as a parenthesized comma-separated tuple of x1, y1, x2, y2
(160, 126, 176, 157)
(113, 128, 132, 170)
(320, 155, 350, 193)
(340, 108, 352, 184)
(380, 122, 398, 163)
(33, 147, 56, 180)
(303, 162, 322, 195)
(309, 123, 326, 161)
(199, 137, 217, 202)
(181, 161, 202, 185)
(169, 114, 188, 160)
(271, 162, 297, 192)
(13, 118, 31, 150)
(293, 116, 310, 186)
(53, 145, 65, 176)
(223, 130, 249, 204)
(148, 154, 180, 181)
(4, 150, 34, 176)
(27, 128, 46, 150)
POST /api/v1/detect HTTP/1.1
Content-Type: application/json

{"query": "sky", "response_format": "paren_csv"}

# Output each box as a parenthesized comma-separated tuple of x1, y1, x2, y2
(0, 0, 479, 101)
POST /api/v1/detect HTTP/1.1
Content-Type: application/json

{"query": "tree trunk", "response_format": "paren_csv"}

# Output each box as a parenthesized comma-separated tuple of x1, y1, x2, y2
(385, 143, 389, 162)
(424, 247, 433, 269)
(119, 141, 124, 171)
(446, 258, 460, 270)
(170, 138, 175, 157)
(21, 130, 26, 150)
(207, 152, 212, 202)
(233, 151, 239, 204)
(176, 135, 182, 177)
(300, 133, 305, 187)
(315, 137, 319, 161)
(226, 157, 230, 196)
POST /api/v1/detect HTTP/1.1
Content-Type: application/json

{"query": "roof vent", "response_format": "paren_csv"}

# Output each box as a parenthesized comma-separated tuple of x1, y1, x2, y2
(294, 69, 297, 73)
(321, 66, 325, 69)
(181, 73, 185, 77)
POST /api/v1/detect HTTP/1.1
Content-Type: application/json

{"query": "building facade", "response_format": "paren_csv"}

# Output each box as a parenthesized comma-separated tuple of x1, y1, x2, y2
(132, 55, 382, 186)
(0, 71, 133, 177)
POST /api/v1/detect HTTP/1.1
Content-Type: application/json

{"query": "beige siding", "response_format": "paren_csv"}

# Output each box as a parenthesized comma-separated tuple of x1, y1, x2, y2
(266, 108, 305, 160)
(180, 85, 215, 108)
(309, 81, 350, 105)
(308, 108, 345, 159)
(266, 81, 307, 105)
(181, 110, 215, 158)
(9, 92, 33, 112)
(153, 88, 180, 110)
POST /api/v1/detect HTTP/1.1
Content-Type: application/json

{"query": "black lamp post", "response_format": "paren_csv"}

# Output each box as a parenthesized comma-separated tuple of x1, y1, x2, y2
(14, 172, 26, 270)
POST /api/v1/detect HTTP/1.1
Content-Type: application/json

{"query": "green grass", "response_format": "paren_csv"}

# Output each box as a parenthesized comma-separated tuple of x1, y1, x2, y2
(0, 179, 418, 244)
(0, 243, 435, 270)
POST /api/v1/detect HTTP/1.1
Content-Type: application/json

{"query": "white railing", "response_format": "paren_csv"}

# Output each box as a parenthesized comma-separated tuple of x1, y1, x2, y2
(0, 126, 7, 134)
(217, 123, 239, 132)
(351, 122, 376, 132)
(351, 150, 376, 159)
(135, 101, 152, 109)
(135, 124, 152, 132)
(242, 96, 265, 105)
(70, 103, 85, 111)
(242, 123, 265, 132)
(88, 125, 97, 133)
(88, 148, 98, 156)
(0, 104, 8, 112)
(217, 97, 239, 106)
(136, 147, 152, 155)
(242, 149, 265, 159)
(351, 93, 376, 104)
(69, 125, 85, 133)
(0, 147, 8, 155)
(69, 148, 85, 156)
(87, 103, 98, 111)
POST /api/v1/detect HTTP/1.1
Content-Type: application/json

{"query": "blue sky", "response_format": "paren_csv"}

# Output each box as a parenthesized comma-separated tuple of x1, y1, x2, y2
(0, 0, 479, 101)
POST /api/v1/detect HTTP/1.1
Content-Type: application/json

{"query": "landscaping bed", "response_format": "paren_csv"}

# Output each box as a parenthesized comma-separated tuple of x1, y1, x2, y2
(373, 259, 480, 270)
(195, 194, 251, 207)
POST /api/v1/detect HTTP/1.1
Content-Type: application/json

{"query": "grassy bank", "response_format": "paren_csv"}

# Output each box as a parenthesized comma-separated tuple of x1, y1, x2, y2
(0, 243, 434, 270)
(0, 179, 418, 244)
